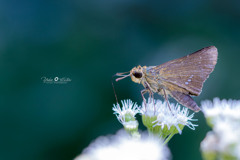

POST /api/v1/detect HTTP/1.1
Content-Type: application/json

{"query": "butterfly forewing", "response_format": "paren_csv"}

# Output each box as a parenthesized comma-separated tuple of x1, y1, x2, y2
(149, 46, 218, 96)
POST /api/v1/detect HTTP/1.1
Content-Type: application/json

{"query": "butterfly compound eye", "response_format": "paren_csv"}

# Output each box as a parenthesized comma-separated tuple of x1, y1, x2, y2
(133, 72, 142, 78)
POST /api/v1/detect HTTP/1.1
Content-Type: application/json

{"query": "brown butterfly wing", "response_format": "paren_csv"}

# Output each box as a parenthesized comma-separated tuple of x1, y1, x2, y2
(149, 46, 218, 96)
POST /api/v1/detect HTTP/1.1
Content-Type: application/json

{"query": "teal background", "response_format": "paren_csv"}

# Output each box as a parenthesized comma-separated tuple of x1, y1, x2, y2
(0, 0, 240, 160)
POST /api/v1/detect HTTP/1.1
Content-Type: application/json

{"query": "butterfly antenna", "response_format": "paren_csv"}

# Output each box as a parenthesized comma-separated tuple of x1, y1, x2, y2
(112, 71, 130, 104)
(112, 74, 119, 104)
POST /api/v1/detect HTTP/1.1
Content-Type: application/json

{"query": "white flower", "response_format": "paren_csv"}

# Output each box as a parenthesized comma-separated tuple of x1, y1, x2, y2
(122, 120, 139, 130)
(200, 98, 240, 159)
(200, 118, 240, 158)
(74, 130, 171, 160)
(139, 98, 159, 117)
(113, 100, 139, 132)
(234, 144, 240, 159)
(113, 99, 139, 124)
(140, 99, 197, 135)
(140, 99, 198, 134)
(213, 119, 240, 153)
(200, 131, 218, 152)
(201, 97, 240, 123)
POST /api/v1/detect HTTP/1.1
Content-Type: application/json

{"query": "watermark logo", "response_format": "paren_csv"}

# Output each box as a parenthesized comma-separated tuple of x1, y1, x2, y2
(41, 76, 71, 84)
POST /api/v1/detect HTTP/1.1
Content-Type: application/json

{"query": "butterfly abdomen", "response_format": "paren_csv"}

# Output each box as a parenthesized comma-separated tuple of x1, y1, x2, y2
(170, 91, 200, 112)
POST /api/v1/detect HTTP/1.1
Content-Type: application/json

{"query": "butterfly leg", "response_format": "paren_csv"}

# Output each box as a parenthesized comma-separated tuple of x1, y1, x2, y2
(162, 88, 172, 112)
(143, 81, 155, 103)
(141, 89, 149, 110)
(149, 89, 156, 111)
(150, 90, 154, 103)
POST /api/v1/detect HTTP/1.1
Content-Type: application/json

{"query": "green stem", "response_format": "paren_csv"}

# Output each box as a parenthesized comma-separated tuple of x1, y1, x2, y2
(164, 133, 175, 145)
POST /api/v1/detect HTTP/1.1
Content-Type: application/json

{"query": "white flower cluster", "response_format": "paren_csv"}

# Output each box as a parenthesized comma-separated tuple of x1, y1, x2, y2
(74, 130, 171, 160)
(201, 97, 240, 126)
(140, 98, 197, 134)
(113, 99, 197, 135)
(201, 98, 240, 159)
(76, 99, 198, 160)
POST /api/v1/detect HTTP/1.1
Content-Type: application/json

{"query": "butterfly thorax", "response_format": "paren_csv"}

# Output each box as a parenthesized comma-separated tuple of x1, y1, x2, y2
(130, 65, 163, 93)
(144, 66, 165, 93)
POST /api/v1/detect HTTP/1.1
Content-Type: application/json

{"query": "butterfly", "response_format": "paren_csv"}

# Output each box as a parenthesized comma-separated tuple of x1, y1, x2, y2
(115, 46, 218, 112)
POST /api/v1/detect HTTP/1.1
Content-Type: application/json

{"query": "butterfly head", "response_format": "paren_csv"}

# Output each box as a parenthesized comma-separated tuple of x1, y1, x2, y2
(115, 65, 144, 84)
(130, 65, 144, 84)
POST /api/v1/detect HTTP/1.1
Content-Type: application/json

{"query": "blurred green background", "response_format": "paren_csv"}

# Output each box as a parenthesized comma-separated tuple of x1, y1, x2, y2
(0, 0, 240, 160)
